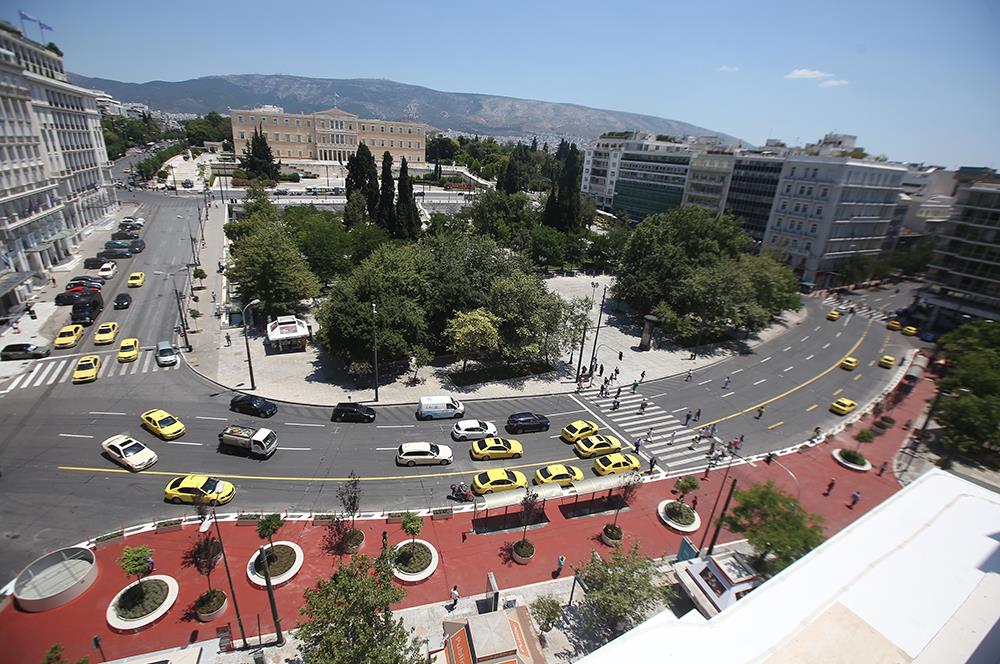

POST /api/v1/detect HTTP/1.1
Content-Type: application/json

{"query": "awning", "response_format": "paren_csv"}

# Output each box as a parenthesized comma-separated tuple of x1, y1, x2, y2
(0, 271, 34, 298)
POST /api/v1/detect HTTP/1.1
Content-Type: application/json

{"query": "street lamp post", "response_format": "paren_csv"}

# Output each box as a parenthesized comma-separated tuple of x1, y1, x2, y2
(589, 285, 607, 371)
(242, 299, 261, 390)
(371, 302, 380, 402)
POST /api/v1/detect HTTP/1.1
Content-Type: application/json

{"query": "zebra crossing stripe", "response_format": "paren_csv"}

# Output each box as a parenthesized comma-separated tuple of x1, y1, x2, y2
(6, 373, 25, 390)
(32, 362, 57, 387)
(621, 414, 677, 430)
(45, 360, 68, 385)
(22, 364, 43, 387)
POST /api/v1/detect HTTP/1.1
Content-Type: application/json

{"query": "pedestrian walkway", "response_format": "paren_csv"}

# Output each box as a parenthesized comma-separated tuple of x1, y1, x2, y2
(818, 294, 894, 322)
(0, 350, 181, 394)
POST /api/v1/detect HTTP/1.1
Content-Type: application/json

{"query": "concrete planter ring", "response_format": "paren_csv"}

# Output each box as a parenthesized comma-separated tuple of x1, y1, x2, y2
(512, 541, 535, 565)
(106, 575, 179, 633)
(246, 541, 304, 588)
(195, 592, 228, 623)
(657, 500, 702, 533)
(832, 448, 872, 472)
(600, 526, 623, 547)
(392, 539, 439, 584)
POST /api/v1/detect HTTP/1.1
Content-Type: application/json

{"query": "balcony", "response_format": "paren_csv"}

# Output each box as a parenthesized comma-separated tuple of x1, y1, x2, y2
(0, 203, 65, 231)
(0, 180, 58, 205)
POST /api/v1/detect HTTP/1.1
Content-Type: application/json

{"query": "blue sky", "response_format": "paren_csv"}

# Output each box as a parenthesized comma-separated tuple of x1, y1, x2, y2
(10, 0, 1000, 167)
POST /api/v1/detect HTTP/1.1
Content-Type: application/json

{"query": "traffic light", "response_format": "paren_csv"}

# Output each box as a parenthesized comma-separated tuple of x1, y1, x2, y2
(618, 351, 623, 361)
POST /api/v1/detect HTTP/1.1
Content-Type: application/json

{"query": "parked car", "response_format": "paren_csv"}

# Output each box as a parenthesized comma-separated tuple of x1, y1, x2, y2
(182, 179, 194, 188)
(55, 290, 86, 306)
(1, 343, 50, 360)
(70, 274, 105, 285)
(128, 239, 146, 253)
(110, 231, 139, 241)
(230, 394, 278, 418)
(104, 240, 131, 250)
(330, 402, 376, 422)
(113, 293, 132, 309)
(97, 249, 132, 260)
(98, 262, 118, 278)
(66, 279, 102, 291)
(83, 257, 105, 269)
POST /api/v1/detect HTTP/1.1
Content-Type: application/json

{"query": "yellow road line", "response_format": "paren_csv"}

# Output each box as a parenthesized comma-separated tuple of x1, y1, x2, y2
(806, 404, 818, 412)
(701, 317, 873, 428)
(767, 421, 785, 430)
(832, 388, 844, 396)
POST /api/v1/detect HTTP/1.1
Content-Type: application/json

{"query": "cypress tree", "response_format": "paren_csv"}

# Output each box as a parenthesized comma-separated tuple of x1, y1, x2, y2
(395, 157, 420, 239)
(541, 184, 560, 229)
(556, 143, 582, 232)
(531, 136, 538, 152)
(555, 139, 569, 162)
(239, 125, 279, 181)
(376, 151, 397, 236)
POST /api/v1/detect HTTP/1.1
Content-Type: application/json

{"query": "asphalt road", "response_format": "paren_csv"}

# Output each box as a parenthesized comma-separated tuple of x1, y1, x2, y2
(0, 179, 926, 580)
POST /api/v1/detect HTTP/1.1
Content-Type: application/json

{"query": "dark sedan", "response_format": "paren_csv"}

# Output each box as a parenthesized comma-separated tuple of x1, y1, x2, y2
(55, 290, 86, 306)
(1, 343, 51, 360)
(331, 402, 376, 423)
(506, 412, 551, 434)
(230, 394, 278, 418)
(113, 293, 132, 309)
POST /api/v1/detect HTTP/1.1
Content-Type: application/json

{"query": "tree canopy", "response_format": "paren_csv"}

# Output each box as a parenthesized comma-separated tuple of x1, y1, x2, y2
(376, 151, 397, 236)
(184, 111, 232, 148)
(935, 320, 1000, 458)
(720, 481, 825, 575)
(346, 144, 380, 219)
(239, 125, 279, 180)
(395, 157, 421, 239)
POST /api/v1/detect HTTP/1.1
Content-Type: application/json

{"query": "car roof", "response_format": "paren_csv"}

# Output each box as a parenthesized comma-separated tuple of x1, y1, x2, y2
(399, 442, 436, 453)
(177, 474, 210, 487)
(509, 412, 536, 420)
(143, 408, 171, 418)
(568, 419, 595, 427)
(482, 468, 514, 480)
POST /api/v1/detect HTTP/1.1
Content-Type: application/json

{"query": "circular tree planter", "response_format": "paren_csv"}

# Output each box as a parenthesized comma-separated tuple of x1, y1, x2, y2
(195, 590, 228, 622)
(106, 575, 178, 633)
(392, 539, 439, 584)
(833, 448, 872, 472)
(600, 524, 623, 547)
(246, 541, 304, 588)
(345, 529, 365, 554)
(511, 540, 535, 565)
(657, 500, 702, 533)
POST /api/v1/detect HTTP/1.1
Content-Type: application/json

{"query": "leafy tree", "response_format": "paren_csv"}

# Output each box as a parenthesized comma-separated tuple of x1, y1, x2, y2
(530, 224, 566, 267)
(530, 595, 563, 637)
(519, 487, 540, 543)
(411, 344, 433, 383)
(376, 151, 397, 236)
(188, 308, 202, 331)
(185, 111, 232, 147)
(426, 135, 459, 162)
(611, 472, 643, 528)
(344, 190, 370, 227)
(239, 125, 279, 180)
(576, 543, 673, 640)
(192, 266, 207, 288)
(395, 157, 421, 239)
(346, 144, 380, 218)
(840, 253, 874, 285)
(446, 308, 501, 372)
(183, 535, 222, 591)
(337, 471, 363, 532)
(540, 186, 560, 230)
(298, 554, 424, 664)
(586, 220, 630, 272)
(675, 475, 699, 504)
(117, 545, 153, 598)
(720, 481, 825, 575)
(400, 512, 422, 546)
(256, 513, 286, 553)
(228, 222, 320, 317)
(284, 206, 353, 284)
(41, 644, 89, 664)
(935, 320, 1000, 458)
(459, 189, 537, 252)
(554, 144, 583, 232)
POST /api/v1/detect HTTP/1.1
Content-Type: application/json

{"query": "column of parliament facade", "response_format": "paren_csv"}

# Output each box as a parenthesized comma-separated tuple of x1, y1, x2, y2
(230, 106, 429, 165)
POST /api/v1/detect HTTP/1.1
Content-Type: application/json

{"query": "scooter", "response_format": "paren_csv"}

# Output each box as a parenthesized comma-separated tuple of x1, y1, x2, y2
(450, 484, 474, 503)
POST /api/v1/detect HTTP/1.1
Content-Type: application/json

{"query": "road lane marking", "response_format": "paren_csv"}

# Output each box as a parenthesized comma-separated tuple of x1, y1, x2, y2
(853, 374, 862, 381)
(59, 433, 94, 439)
(196, 416, 228, 421)
(376, 425, 414, 429)
(805, 354, 815, 360)
(90, 411, 127, 415)
(800, 336, 810, 342)
(6, 374, 25, 390)
(783, 366, 794, 372)
(753, 379, 767, 385)
(814, 325, 821, 331)
(833, 388, 844, 396)
(783, 346, 792, 352)
(167, 441, 203, 446)
(284, 422, 325, 427)
(277, 447, 312, 451)
(767, 421, 784, 430)
(760, 357, 771, 363)
(806, 404, 818, 412)
(697, 379, 712, 385)
(731, 369, 743, 374)
(375, 447, 398, 451)
(548, 410, 586, 417)
(32, 362, 56, 386)
(822, 343, 831, 349)
(671, 407, 688, 413)
(836, 332, 842, 337)
(868, 360, 876, 366)
(721, 392, 734, 398)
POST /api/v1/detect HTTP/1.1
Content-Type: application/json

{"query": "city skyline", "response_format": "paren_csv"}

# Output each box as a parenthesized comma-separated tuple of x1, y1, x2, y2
(9, 0, 999, 169)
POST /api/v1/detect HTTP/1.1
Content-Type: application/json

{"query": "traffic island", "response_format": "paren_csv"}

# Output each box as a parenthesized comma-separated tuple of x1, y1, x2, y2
(392, 539, 439, 584)
(657, 500, 702, 533)
(832, 448, 872, 472)
(105, 575, 178, 633)
(246, 541, 304, 588)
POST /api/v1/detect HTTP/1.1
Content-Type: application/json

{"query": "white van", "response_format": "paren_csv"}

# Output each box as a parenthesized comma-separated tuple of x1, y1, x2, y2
(416, 395, 465, 421)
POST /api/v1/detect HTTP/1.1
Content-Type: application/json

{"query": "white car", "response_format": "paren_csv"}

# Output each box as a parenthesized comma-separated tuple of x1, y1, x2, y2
(101, 433, 158, 471)
(133, 217, 146, 226)
(396, 442, 454, 466)
(98, 262, 118, 279)
(451, 419, 498, 441)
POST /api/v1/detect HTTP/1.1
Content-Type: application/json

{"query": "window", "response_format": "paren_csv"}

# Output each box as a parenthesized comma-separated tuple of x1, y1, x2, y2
(785, 184, 792, 194)
(380, 125, 385, 133)
(250, 116, 255, 124)
(790, 167, 796, 177)
(295, 119, 300, 127)
(798, 186, 805, 195)
(238, 115, 244, 123)
(807, 186, 813, 196)
(296, 135, 301, 142)
(239, 131, 245, 139)
(810, 223, 817, 233)
(390, 126, 394, 133)
(805, 241, 812, 252)
(780, 201, 787, 211)
(816, 206, 823, 216)
(821, 187, 828, 198)
(285, 133, 290, 141)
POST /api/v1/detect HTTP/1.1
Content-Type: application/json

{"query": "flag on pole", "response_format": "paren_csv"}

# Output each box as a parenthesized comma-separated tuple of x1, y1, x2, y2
(40, 22, 54, 32)
(18, 10, 39, 23)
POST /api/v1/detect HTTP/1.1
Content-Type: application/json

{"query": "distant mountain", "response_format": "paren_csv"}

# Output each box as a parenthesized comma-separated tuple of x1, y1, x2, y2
(69, 72, 744, 145)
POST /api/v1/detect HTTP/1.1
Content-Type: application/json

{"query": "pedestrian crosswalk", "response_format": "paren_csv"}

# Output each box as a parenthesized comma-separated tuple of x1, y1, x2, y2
(0, 352, 181, 393)
(821, 296, 891, 321)
(578, 384, 721, 476)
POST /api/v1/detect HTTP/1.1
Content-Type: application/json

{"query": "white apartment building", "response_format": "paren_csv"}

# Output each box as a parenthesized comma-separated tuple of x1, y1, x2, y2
(0, 21, 114, 319)
(682, 152, 734, 216)
(763, 156, 905, 288)
(93, 90, 123, 117)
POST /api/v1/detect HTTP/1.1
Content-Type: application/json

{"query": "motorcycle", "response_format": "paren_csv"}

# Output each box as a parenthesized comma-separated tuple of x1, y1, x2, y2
(450, 483, 474, 503)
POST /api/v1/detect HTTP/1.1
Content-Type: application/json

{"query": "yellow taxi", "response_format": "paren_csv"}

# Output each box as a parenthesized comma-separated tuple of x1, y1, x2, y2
(840, 357, 859, 371)
(472, 469, 528, 495)
(560, 419, 599, 443)
(830, 398, 858, 415)
(902, 326, 918, 336)
(164, 475, 236, 506)
(878, 355, 896, 369)
(127, 271, 145, 288)
(826, 310, 842, 321)
(53, 324, 85, 349)
(93, 321, 120, 345)
(118, 338, 140, 362)
(593, 452, 641, 476)
(470, 437, 523, 461)
(72, 355, 101, 383)
(534, 464, 584, 486)
(887, 320, 902, 331)
(140, 408, 186, 440)
(575, 434, 623, 458)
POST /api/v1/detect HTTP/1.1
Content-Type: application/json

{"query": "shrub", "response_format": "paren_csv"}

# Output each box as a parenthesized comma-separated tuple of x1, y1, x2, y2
(95, 529, 124, 543)
(253, 543, 295, 576)
(603, 523, 622, 540)
(530, 595, 563, 635)
(394, 541, 432, 574)
(855, 428, 875, 443)
(115, 578, 168, 619)
(196, 588, 226, 613)
(840, 449, 867, 465)
(664, 501, 696, 526)
(237, 512, 262, 520)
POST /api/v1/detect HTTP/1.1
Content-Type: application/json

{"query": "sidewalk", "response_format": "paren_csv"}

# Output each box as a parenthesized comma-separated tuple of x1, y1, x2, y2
(0, 202, 140, 382)
(184, 224, 811, 404)
(0, 368, 940, 664)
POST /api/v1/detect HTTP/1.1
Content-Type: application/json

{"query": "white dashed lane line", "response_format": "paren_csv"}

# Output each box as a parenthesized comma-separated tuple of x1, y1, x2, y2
(196, 416, 227, 421)
(59, 433, 94, 439)
(783, 346, 792, 352)
(753, 379, 767, 386)
(760, 357, 772, 363)
(89, 411, 127, 415)
(731, 368, 743, 374)
(284, 422, 326, 427)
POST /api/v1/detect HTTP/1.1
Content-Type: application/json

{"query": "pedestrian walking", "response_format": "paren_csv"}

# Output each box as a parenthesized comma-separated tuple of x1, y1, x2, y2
(211, 291, 216, 302)
(599, 363, 604, 376)
(646, 427, 654, 439)
(723, 375, 731, 389)
(878, 461, 888, 477)
(614, 366, 620, 378)
(50, 276, 57, 287)
(710, 423, 716, 437)
(640, 370, 646, 382)
(669, 431, 676, 446)
(639, 398, 648, 414)
(634, 438, 641, 452)
(615, 387, 622, 399)
(709, 441, 716, 455)
(824, 478, 836, 496)
(684, 411, 692, 425)
(694, 408, 701, 421)
(691, 496, 698, 510)
(146, 555, 155, 574)
(756, 406, 765, 419)
(649, 456, 658, 474)
(382, 531, 389, 550)
(449, 585, 460, 610)
(557, 555, 566, 576)
(849, 490, 861, 509)
(612, 398, 620, 411)
(685, 369, 693, 382)
(631, 380, 639, 393)
(733, 437, 742, 451)
(225, 332, 232, 347)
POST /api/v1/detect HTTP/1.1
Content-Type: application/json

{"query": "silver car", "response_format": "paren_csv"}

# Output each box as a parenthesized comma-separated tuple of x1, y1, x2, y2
(451, 419, 498, 441)
(396, 442, 453, 466)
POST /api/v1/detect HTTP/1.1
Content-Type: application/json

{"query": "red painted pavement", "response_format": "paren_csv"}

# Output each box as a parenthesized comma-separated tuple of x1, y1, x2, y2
(1, 377, 937, 663)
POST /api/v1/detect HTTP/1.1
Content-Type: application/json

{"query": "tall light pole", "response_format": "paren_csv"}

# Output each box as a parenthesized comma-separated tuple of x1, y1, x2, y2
(371, 302, 380, 402)
(589, 285, 607, 371)
(242, 299, 261, 390)
(155, 270, 191, 352)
